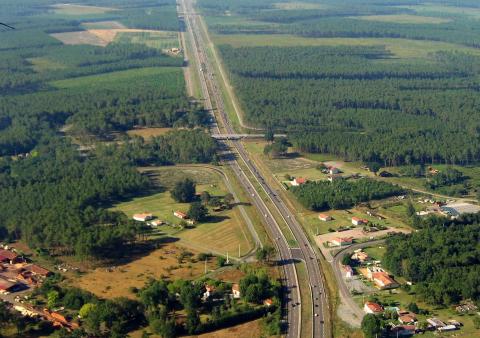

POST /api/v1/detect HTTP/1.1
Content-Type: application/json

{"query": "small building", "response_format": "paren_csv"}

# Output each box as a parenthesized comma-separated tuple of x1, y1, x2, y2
(438, 325, 457, 332)
(342, 265, 354, 278)
(291, 177, 307, 186)
(149, 220, 164, 227)
(427, 317, 446, 329)
(174, 211, 188, 220)
(232, 283, 241, 299)
(398, 313, 417, 324)
(318, 214, 332, 222)
(372, 272, 399, 289)
(330, 237, 353, 247)
(264, 298, 274, 307)
(364, 301, 383, 314)
(351, 251, 369, 263)
(327, 174, 342, 182)
(351, 217, 368, 226)
(25, 264, 52, 278)
(329, 167, 340, 175)
(132, 213, 153, 222)
(203, 284, 215, 300)
(391, 325, 416, 337)
(0, 249, 20, 264)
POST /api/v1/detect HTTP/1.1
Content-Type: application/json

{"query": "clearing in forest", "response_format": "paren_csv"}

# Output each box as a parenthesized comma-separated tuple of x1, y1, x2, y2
(51, 4, 117, 15)
(354, 14, 451, 24)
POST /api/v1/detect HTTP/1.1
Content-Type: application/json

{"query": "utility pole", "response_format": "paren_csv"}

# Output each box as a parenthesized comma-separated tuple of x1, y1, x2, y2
(226, 251, 229, 264)
(204, 258, 207, 274)
(238, 244, 241, 258)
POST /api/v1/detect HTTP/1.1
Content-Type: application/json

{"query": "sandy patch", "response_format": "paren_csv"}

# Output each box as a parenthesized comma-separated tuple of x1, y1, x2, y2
(82, 20, 127, 30)
(51, 28, 167, 47)
(50, 31, 108, 46)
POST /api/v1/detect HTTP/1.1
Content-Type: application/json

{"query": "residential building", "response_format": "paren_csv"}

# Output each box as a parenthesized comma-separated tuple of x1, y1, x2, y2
(318, 213, 332, 222)
(364, 301, 383, 314)
(398, 313, 417, 324)
(203, 284, 215, 300)
(330, 237, 353, 247)
(372, 271, 399, 289)
(174, 211, 188, 219)
(352, 217, 368, 226)
(25, 264, 52, 278)
(291, 177, 307, 186)
(427, 318, 446, 329)
(132, 213, 153, 222)
(351, 251, 369, 263)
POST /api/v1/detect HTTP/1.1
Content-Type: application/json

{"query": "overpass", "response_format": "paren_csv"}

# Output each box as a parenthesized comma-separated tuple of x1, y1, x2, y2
(212, 133, 286, 140)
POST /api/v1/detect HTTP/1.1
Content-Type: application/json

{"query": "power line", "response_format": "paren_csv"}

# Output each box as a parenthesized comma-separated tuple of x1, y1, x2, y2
(0, 23, 15, 30)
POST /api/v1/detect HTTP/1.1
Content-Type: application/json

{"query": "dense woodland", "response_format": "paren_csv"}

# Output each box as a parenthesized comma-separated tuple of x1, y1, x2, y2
(291, 179, 403, 210)
(219, 44, 480, 166)
(384, 214, 480, 306)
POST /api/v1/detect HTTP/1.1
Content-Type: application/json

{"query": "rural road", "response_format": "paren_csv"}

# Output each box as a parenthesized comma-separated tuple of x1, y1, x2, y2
(331, 239, 387, 327)
(179, 0, 330, 337)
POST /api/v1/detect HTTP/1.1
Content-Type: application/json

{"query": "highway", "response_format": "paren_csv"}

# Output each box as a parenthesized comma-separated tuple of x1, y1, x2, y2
(179, 0, 330, 337)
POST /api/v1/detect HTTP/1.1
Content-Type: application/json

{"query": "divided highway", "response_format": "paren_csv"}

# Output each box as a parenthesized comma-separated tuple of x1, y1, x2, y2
(179, 0, 330, 337)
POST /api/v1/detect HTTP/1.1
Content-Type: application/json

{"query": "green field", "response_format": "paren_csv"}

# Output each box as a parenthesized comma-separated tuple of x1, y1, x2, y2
(51, 67, 183, 90)
(399, 4, 480, 20)
(273, 2, 327, 10)
(113, 166, 254, 258)
(212, 34, 480, 59)
(115, 31, 180, 50)
(354, 14, 451, 24)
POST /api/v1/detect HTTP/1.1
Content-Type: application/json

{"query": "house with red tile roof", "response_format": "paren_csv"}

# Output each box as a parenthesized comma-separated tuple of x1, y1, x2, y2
(330, 237, 353, 247)
(364, 301, 383, 314)
(291, 177, 307, 186)
(318, 214, 332, 222)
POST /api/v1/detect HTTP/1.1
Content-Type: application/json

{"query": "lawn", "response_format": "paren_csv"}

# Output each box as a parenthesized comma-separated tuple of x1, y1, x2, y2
(113, 166, 254, 258)
(51, 67, 183, 90)
(211, 34, 480, 59)
(354, 14, 451, 24)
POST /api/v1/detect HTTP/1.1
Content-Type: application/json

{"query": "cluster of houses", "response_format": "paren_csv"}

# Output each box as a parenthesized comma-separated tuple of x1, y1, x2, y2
(342, 249, 400, 290)
(202, 283, 274, 307)
(0, 248, 52, 294)
(364, 301, 462, 336)
(132, 211, 195, 226)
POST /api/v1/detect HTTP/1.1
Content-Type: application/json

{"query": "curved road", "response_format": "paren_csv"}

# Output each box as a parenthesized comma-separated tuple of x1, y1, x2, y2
(179, 1, 330, 337)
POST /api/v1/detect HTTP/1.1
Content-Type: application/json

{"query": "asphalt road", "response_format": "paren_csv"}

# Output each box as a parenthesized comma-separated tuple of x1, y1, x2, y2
(179, 1, 329, 336)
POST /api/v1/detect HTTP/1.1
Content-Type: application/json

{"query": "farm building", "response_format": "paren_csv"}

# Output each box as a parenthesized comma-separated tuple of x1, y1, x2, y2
(132, 213, 153, 222)
(0, 249, 21, 264)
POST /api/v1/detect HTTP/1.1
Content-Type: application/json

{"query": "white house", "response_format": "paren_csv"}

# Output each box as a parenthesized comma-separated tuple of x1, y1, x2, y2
(364, 301, 383, 314)
(343, 265, 354, 278)
(291, 177, 307, 186)
(351, 217, 367, 226)
(330, 237, 353, 247)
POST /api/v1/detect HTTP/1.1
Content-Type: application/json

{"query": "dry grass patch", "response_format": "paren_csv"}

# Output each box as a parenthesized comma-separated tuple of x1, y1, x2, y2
(75, 243, 213, 299)
(186, 319, 263, 338)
